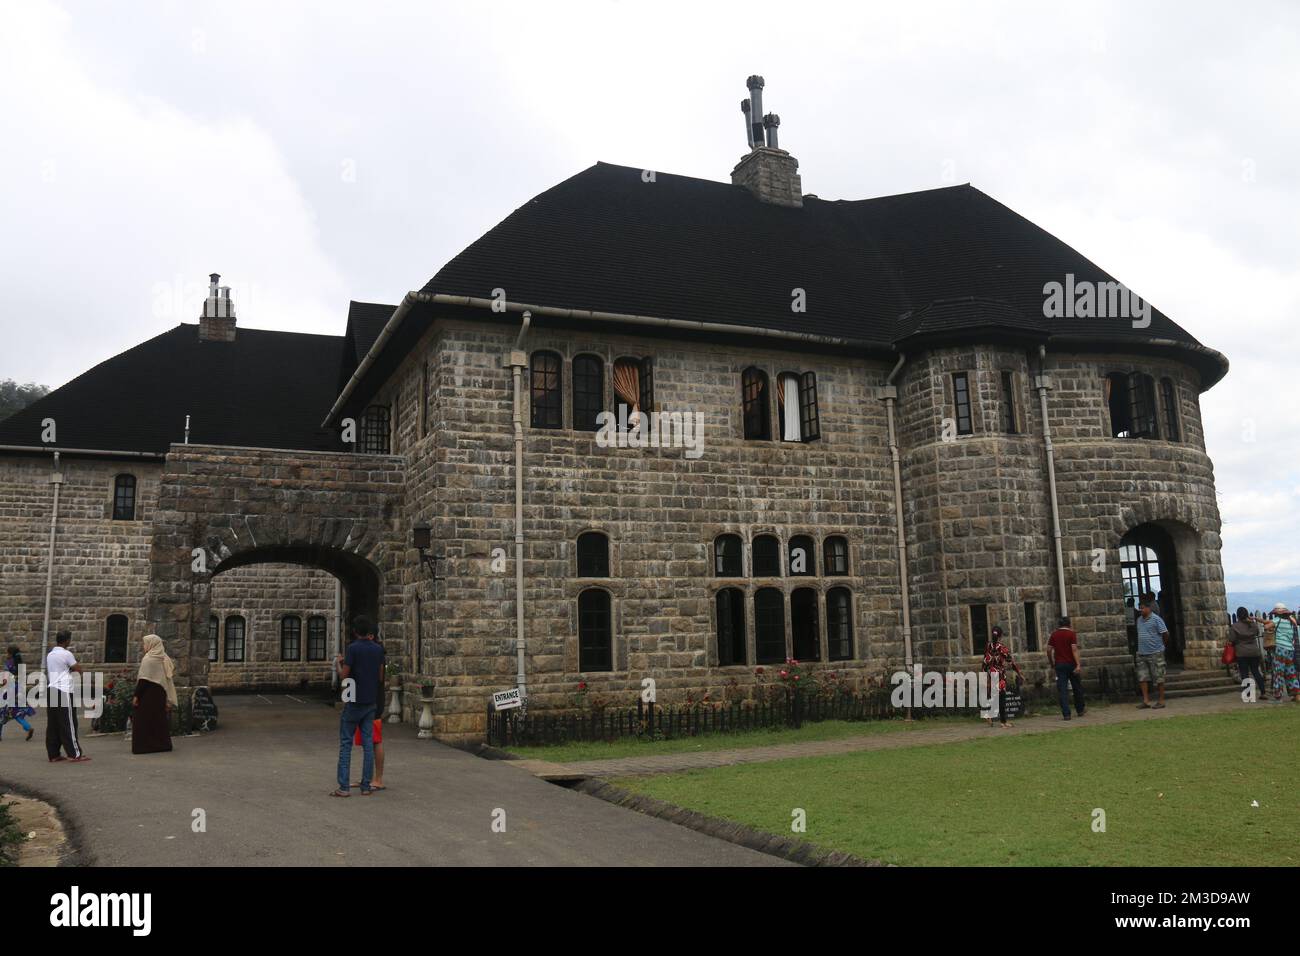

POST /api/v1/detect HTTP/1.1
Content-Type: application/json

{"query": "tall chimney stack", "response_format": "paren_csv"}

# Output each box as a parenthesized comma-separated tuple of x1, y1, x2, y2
(199, 272, 237, 342)
(731, 77, 802, 208)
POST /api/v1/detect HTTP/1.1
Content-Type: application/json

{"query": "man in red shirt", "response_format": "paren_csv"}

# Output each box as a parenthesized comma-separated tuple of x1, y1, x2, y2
(1046, 616, 1086, 720)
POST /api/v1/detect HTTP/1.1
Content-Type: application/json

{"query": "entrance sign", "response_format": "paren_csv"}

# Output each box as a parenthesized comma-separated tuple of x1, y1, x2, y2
(492, 687, 522, 711)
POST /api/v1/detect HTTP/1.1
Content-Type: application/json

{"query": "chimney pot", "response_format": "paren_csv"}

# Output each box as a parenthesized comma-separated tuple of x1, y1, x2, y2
(731, 78, 801, 207)
(199, 273, 237, 341)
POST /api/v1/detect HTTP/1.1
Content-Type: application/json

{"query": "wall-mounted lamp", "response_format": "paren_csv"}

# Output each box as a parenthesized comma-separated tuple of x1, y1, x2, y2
(413, 522, 444, 581)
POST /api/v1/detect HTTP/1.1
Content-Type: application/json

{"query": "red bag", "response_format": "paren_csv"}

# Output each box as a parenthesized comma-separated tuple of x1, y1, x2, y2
(1221, 642, 1236, 665)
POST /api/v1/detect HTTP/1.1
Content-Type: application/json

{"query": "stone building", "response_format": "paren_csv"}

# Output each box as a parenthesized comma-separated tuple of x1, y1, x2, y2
(0, 83, 1229, 740)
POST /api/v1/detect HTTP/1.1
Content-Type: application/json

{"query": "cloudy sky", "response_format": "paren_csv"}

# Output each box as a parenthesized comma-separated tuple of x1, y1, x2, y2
(1, 0, 1296, 593)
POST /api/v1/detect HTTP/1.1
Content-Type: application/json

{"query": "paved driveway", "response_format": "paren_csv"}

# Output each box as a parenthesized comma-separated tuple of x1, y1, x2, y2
(0, 694, 786, 867)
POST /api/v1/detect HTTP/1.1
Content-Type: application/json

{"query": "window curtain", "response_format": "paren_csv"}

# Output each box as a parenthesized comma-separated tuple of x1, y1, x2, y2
(779, 372, 801, 441)
(613, 359, 641, 425)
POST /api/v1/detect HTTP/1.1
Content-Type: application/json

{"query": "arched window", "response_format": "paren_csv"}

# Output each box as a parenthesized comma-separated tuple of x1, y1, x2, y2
(716, 587, 747, 666)
(714, 534, 743, 576)
(1160, 378, 1180, 442)
(208, 615, 219, 662)
(827, 588, 854, 661)
(577, 589, 612, 672)
(752, 534, 781, 577)
(824, 536, 849, 576)
(791, 587, 820, 661)
(307, 616, 328, 661)
(361, 405, 391, 454)
(112, 474, 137, 521)
(530, 351, 563, 429)
(741, 367, 771, 440)
(577, 531, 610, 577)
(104, 614, 128, 663)
(224, 616, 246, 663)
(754, 588, 786, 664)
(280, 615, 302, 661)
(572, 355, 604, 432)
(788, 535, 816, 576)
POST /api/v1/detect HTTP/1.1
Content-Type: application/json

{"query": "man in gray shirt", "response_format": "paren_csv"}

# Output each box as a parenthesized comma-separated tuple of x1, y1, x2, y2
(1134, 600, 1169, 709)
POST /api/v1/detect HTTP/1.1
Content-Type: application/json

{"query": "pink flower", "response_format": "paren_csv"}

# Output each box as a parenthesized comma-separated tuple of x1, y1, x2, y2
(780, 670, 788, 678)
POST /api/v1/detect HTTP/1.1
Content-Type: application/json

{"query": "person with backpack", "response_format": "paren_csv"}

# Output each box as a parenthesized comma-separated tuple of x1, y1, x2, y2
(1268, 602, 1299, 703)
(1227, 607, 1265, 700)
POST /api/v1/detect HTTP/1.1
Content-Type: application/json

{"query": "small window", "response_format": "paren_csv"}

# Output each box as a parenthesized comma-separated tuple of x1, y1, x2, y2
(1127, 372, 1159, 439)
(361, 405, 391, 454)
(578, 589, 612, 672)
(742, 367, 771, 440)
(281, 615, 302, 661)
(1106, 372, 1133, 437)
(791, 587, 820, 661)
(530, 351, 562, 429)
(572, 355, 604, 432)
(612, 356, 655, 425)
(1024, 602, 1040, 653)
(952, 372, 973, 436)
(1160, 378, 1180, 442)
(577, 531, 610, 577)
(420, 362, 430, 438)
(638, 357, 655, 414)
(716, 587, 747, 666)
(969, 604, 989, 655)
(754, 588, 786, 664)
(112, 474, 137, 521)
(208, 615, 219, 662)
(752, 534, 781, 577)
(827, 588, 854, 661)
(105, 614, 128, 663)
(788, 535, 816, 576)
(224, 615, 246, 663)
(824, 536, 850, 576)
(307, 616, 328, 661)
(1000, 371, 1018, 434)
(714, 534, 743, 576)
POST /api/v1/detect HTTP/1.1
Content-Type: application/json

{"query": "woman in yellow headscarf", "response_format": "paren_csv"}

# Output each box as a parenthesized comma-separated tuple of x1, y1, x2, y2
(132, 634, 177, 755)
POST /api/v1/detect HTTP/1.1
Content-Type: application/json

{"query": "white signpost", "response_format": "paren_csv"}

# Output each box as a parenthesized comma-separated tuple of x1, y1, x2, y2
(492, 687, 523, 712)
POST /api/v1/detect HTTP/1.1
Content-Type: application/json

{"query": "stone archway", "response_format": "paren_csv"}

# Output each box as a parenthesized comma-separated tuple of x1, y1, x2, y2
(144, 444, 406, 691)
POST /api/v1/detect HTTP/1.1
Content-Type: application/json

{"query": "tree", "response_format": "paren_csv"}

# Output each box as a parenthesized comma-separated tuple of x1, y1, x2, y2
(0, 379, 51, 421)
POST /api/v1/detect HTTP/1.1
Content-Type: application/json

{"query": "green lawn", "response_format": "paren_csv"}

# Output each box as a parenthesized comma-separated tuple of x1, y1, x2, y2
(615, 709, 1298, 866)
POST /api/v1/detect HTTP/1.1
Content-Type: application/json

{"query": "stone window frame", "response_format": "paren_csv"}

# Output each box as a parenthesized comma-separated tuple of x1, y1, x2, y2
(712, 585, 749, 667)
(207, 614, 220, 662)
(111, 473, 137, 521)
(574, 528, 614, 579)
(1159, 377, 1181, 442)
(280, 614, 303, 662)
(826, 586, 855, 662)
(419, 360, 430, 439)
(950, 370, 975, 437)
(713, 533, 745, 577)
(306, 615, 329, 661)
(788, 534, 817, 576)
(223, 613, 248, 664)
(999, 369, 1019, 435)
(751, 532, 783, 578)
(575, 586, 617, 674)
(528, 350, 564, 430)
(360, 404, 391, 454)
(775, 369, 821, 443)
(103, 613, 129, 664)
(966, 602, 992, 657)
(571, 353, 606, 433)
(741, 366, 773, 440)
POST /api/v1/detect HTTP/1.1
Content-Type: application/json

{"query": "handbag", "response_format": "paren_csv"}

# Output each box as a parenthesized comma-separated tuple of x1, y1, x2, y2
(1221, 642, 1236, 666)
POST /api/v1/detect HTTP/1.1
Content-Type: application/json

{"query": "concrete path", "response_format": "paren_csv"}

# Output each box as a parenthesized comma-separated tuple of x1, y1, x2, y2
(530, 692, 1268, 779)
(0, 695, 787, 867)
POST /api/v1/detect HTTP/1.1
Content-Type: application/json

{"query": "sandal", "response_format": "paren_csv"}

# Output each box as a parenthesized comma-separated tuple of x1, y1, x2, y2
(368, 785, 387, 792)
(329, 789, 350, 798)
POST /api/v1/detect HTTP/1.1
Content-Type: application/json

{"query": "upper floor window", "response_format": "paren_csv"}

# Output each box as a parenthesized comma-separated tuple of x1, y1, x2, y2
(576, 531, 610, 577)
(788, 535, 816, 576)
(777, 371, 821, 442)
(1000, 371, 1018, 434)
(280, 616, 302, 661)
(105, 614, 128, 663)
(572, 355, 604, 433)
(752, 534, 781, 577)
(1108, 371, 1159, 439)
(613, 356, 655, 426)
(112, 474, 137, 520)
(530, 351, 562, 429)
(420, 362, 430, 438)
(824, 536, 850, 575)
(1160, 378, 1180, 442)
(307, 616, 328, 661)
(741, 367, 771, 440)
(361, 405, 391, 454)
(952, 372, 973, 436)
(714, 534, 743, 576)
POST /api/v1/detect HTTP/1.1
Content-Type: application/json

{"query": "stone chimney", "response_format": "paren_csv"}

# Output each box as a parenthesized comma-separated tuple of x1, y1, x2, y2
(731, 76, 802, 208)
(199, 272, 236, 342)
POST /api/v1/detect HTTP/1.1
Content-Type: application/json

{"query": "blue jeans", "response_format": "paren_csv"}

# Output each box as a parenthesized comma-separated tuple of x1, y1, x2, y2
(338, 703, 376, 792)
(1055, 663, 1086, 717)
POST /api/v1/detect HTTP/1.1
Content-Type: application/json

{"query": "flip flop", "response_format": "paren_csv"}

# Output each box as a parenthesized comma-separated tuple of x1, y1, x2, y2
(329, 789, 350, 798)
(368, 785, 387, 792)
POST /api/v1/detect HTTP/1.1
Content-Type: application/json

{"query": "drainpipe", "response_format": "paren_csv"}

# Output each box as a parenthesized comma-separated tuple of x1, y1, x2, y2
(1036, 346, 1069, 617)
(882, 356, 914, 672)
(507, 312, 531, 702)
(40, 451, 64, 665)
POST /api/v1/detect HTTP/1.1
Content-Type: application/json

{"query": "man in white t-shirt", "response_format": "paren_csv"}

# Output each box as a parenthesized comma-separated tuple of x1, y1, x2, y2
(45, 631, 89, 762)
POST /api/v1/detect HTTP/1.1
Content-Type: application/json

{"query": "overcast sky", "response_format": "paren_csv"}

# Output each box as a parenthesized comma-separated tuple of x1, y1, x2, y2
(1, 0, 1296, 594)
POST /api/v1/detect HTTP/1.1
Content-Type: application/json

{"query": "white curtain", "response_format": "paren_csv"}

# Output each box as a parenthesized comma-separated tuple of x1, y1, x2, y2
(780, 373, 801, 441)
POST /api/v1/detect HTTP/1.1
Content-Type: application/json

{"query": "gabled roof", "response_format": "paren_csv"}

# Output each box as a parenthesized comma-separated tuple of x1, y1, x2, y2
(0, 324, 348, 455)
(338, 301, 396, 393)
(422, 162, 1226, 386)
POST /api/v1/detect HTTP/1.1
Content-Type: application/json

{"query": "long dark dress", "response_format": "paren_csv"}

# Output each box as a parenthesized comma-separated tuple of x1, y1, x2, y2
(131, 679, 173, 754)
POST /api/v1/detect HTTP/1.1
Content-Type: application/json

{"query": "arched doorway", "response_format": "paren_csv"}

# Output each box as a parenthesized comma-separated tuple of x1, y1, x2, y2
(1119, 524, 1183, 666)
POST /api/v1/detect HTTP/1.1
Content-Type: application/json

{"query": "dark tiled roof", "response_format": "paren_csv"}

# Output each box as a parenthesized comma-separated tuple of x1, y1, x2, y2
(0, 324, 347, 455)
(424, 162, 1225, 383)
(338, 301, 396, 392)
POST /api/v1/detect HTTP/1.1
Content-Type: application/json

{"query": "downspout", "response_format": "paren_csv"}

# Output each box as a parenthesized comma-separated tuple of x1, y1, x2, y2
(883, 356, 914, 673)
(508, 312, 531, 703)
(40, 451, 63, 665)
(1036, 345, 1069, 617)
